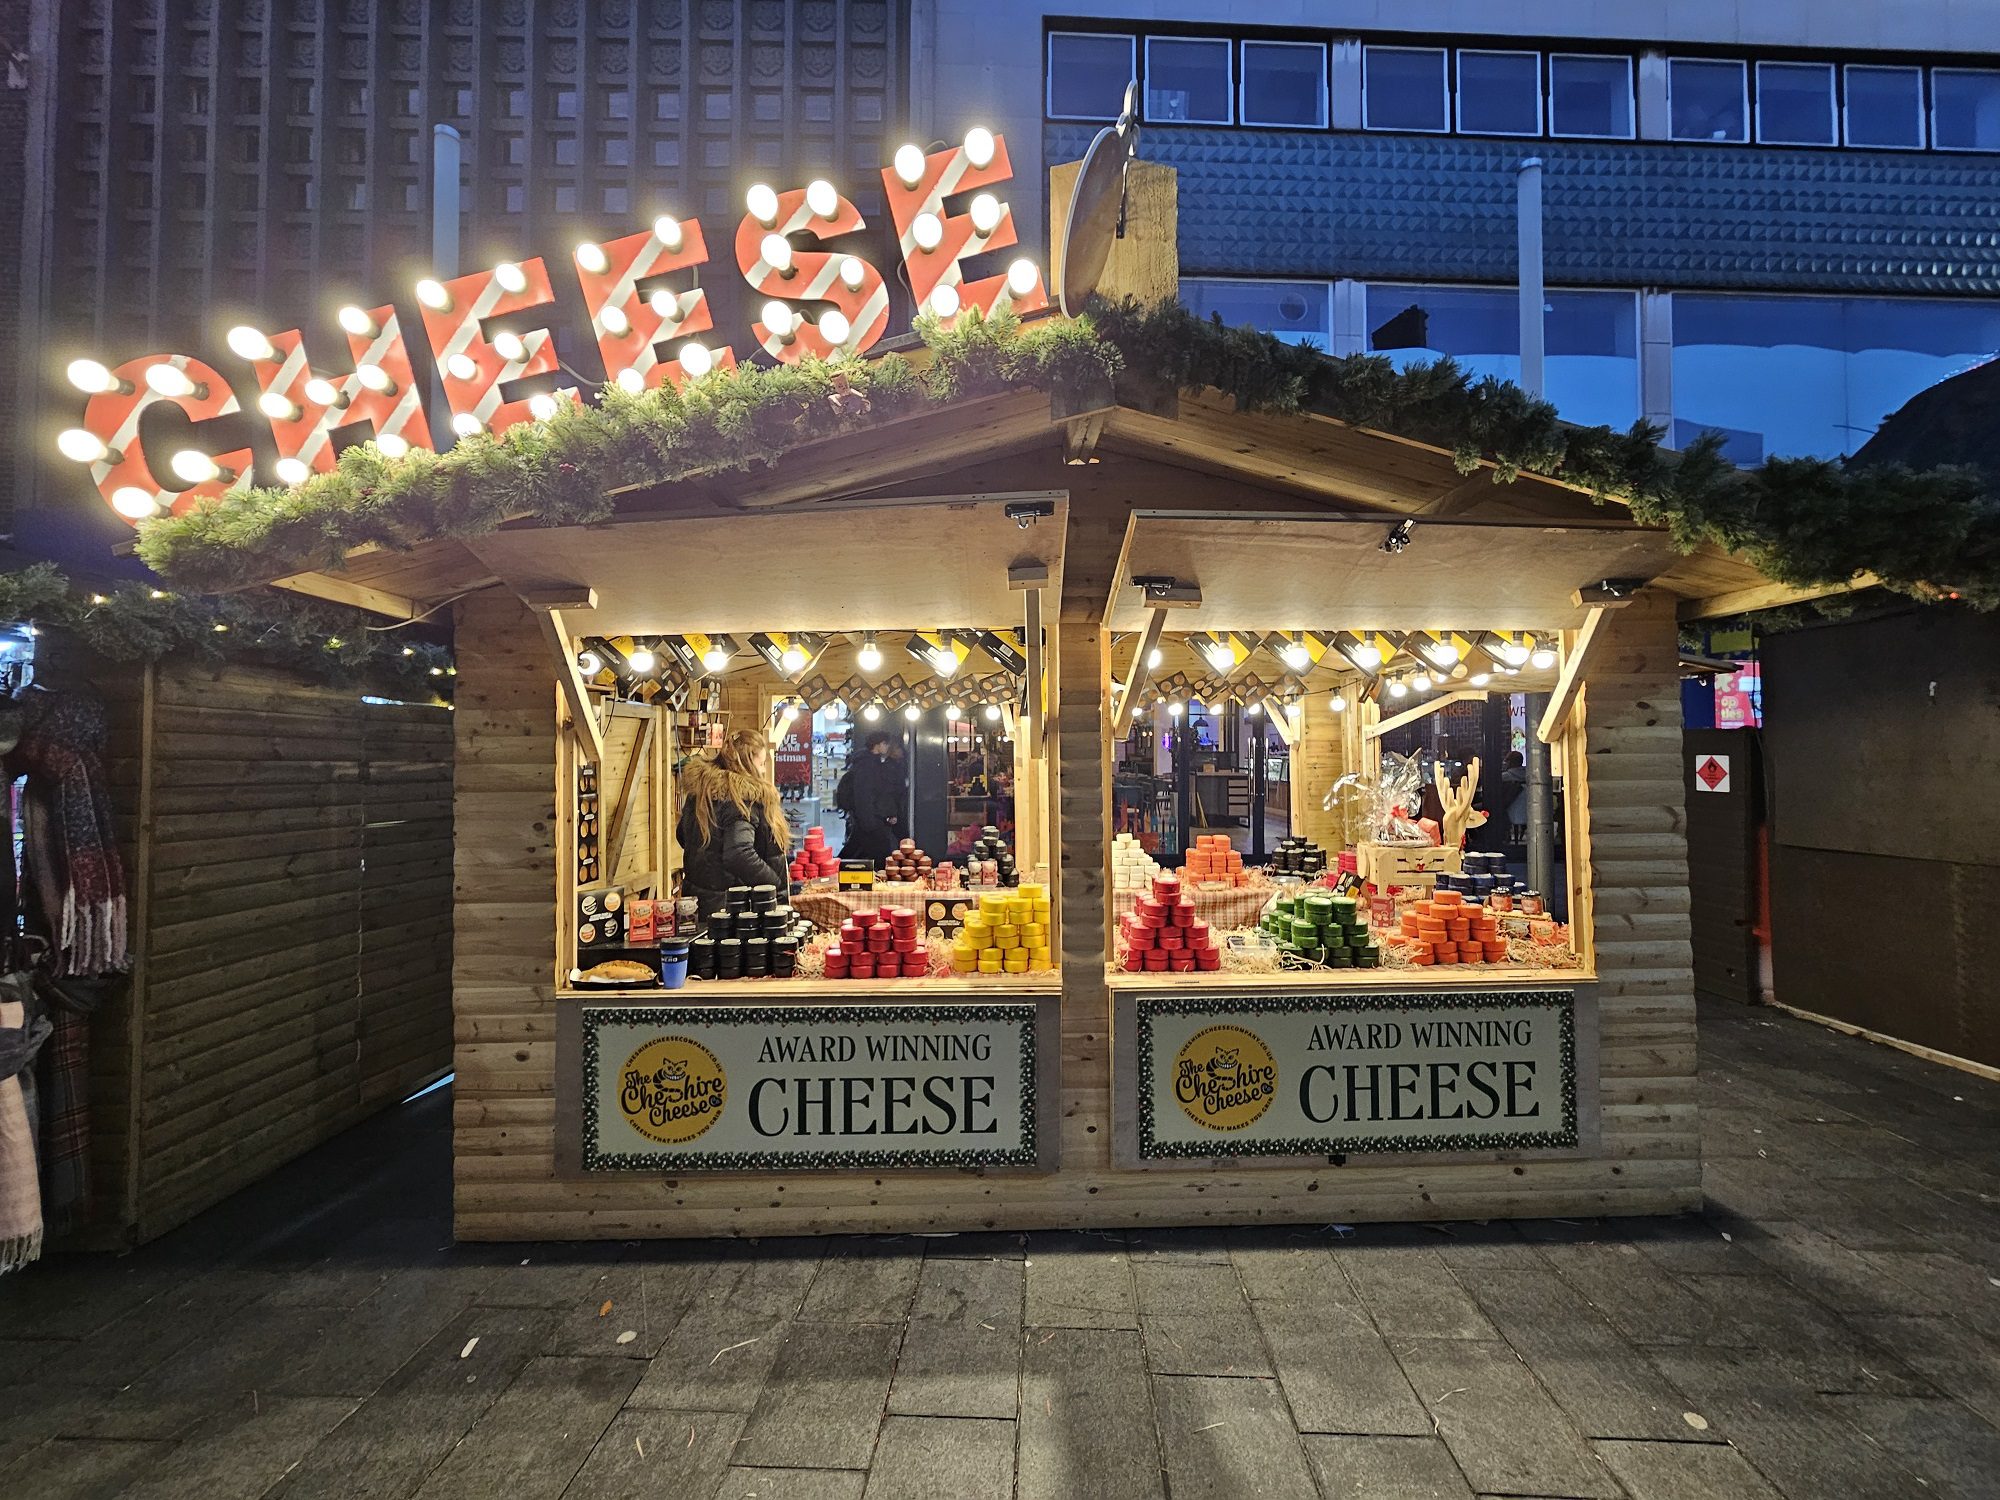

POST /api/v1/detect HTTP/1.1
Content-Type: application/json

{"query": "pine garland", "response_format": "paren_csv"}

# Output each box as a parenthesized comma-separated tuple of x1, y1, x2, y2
(132, 299, 2000, 609)
(0, 562, 454, 693)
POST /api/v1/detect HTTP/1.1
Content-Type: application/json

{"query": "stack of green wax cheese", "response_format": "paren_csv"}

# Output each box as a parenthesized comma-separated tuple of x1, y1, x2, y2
(1260, 890, 1380, 968)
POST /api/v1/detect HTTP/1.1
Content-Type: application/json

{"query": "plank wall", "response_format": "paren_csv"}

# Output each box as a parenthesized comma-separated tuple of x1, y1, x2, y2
(451, 475, 1699, 1239)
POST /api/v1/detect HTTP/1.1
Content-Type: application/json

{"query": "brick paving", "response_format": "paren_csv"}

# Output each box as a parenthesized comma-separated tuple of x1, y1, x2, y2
(2, 999, 1997, 1499)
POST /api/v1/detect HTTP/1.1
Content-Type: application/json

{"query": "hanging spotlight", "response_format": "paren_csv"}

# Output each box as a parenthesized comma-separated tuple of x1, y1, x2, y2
(902, 703, 921, 722)
(1246, 702, 1263, 717)
(577, 650, 603, 676)
(779, 641, 808, 673)
(626, 645, 658, 674)
(1167, 700, 1185, 718)
(1530, 643, 1559, 670)
(863, 702, 882, 722)
(856, 634, 883, 672)
(1146, 647, 1163, 669)
(1469, 672, 1492, 687)
(701, 640, 731, 672)
(1329, 691, 1348, 713)
(983, 703, 1003, 722)
(1387, 679, 1410, 700)
(1494, 635, 1531, 668)
(1411, 672, 1433, 692)
(1280, 638, 1312, 672)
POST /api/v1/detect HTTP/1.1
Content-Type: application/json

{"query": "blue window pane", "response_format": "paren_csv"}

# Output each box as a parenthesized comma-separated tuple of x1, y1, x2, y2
(1457, 52, 1540, 136)
(1363, 284, 1638, 431)
(1844, 65, 1923, 148)
(1550, 54, 1632, 139)
(1049, 33, 1134, 121)
(1672, 293, 2000, 460)
(1242, 41, 1325, 129)
(1933, 69, 2000, 151)
(1182, 279, 1329, 348)
(1364, 47, 1447, 133)
(1756, 62, 1834, 146)
(1145, 37, 1230, 125)
(1670, 59, 1746, 143)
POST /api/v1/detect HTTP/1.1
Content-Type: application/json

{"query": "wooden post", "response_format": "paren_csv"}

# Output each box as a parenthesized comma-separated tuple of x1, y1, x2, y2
(1048, 157, 1180, 307)
(1111, 606, 1167, 736)
(1537, 605, 1609, 744)
(523, 590, 605, 766)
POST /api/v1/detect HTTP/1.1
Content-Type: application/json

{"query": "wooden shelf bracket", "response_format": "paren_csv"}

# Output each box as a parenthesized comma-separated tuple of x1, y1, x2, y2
(1537, 605, 1609, 745)
(525, 588, 607, 766)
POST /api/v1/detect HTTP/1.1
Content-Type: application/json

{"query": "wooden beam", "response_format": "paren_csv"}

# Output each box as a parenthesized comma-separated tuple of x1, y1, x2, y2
(1364, 689, 1486, 742)
(603, 713, 656, 883)
(1536, 606, 1609, 745)
(1022, 586, 1045, 760)
(521, 584, 598, 612)
(1111, 607, 1168, 736)
(1063, 411, 1105, 465)
(1266, 700, 1300, 749)
(268, 572, 418, 622)
(533, 605, 606, 766)
(1677, 573, 1875, 622)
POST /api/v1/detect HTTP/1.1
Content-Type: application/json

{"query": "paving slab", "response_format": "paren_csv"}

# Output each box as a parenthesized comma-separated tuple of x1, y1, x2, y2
(1255, 1308, 1434, 1437)
(1593, 1439, 1782, 1499)
(1023, 1233, 1137, 1329)
(626, 1303, 790, 1414)
(1017, 1328, 1163, 1500)
(731, 1323, 902, 1469)
(1134, 1262, 1271, 1377)
(120, 1396, 359, 1500)
(1536, 1242, 1732, 1346)
(411, 1356, 641, 1500)
(1228, 1236, 1373, 1328)
(557, 1409, 746, 1500)
(713, 1468, 867, 1500)
(796, 1239, 921, 1324)
(1845, 1313, 2000, 1429)
(1152, 1374, 1318, 1500)
(1821, 1393, 2000, 1499)
(1341, 1249, 1497, 1340)
(1677, 1272, 1930, 1395)
(861, 1415, 1015, 1500)
(887, 1257, 1022, 1419)
(0, 1436, 170, 1500)
(1301, 1434, 1475, 1499)
(1395, 1339, 1622, 1498)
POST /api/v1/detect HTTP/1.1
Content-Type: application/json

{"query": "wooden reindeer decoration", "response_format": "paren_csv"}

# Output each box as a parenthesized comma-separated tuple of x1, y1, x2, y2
(1434, 757, 1488, 849)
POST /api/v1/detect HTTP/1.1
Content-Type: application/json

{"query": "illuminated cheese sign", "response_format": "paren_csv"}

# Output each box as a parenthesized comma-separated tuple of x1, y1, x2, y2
(55, 128, 1047, 527)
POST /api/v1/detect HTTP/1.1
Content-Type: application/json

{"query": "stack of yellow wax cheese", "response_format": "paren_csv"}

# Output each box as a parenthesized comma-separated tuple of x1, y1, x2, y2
(950, 881, 1053, 975)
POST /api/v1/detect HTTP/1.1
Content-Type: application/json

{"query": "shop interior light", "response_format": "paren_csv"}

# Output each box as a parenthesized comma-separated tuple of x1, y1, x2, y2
(762, 300, 796, 339)
(1246, 702, 1263, 716)
(274, 456, 309, 486)
(653, 215, 684, 250)
(857, 634, 883, 672)
(574, 241, 608, 275)
(678, 343, 714, 378)
(111, 487, 158, 519)
(493, 261, 527, 294)
(527, 392, 559, 421)
(227, 325, 275, 361)
(376, 433, 410, 459)
(337, 304, 376, 337)
(1167, 700, 1184, 718)
(983, 703, 1003, 722)
(892, 143, 926, 186)
(902, 703, 921, 722)
(1329, 691, 1347, 713)
(614, 367, 645, 394)
(1341, 635, 1384, 672)
(415, 278, 451, 310)
(1411, 672, 1433, 692)
(451, 412, 482, 437)
(944, 702, 961, 720)
(649, 288, 682, 322)
(144, 364, 201, 399)
(837, 256, 867, 290)
(968, 193, 1003, 235)
(170, 449, 222, 484)
(1492, 634, 1531, 668)
(911, 212, 944, 251)
(963, 127, 996, 168)
(56, 428, 109, 464)
(1006, 259, 1039, 297)
(779, 641, 808, 673)
(805, 179, 840, 219)
(67, 358, 119, 394)
(445, 353, 478, 381)
(701, 641, 731, 672)
(1530, 643, 1559, 670)
(1201, 637, 1237, 673)
(760, 233, 795, 275)
(863, 702, 882, 722)
(929, 284, 961, 319)
(355, 363, 394, 393)
(819, 310, 852, 345)
(1387, 678, 1409, 700)
(1146, 646, 1163, 669)
(746, 183, 780, 225)
(1280, 637, 1312, 672)
(626, 645, 657, 674)
(1424, 633, 1462, 666)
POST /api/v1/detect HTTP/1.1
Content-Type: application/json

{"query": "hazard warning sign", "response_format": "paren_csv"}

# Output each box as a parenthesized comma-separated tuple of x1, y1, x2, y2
(1694, 754, 1731, 793)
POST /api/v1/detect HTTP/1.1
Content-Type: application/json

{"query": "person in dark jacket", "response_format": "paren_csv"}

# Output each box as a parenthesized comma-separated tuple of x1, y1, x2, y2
(836, 730, 903, 865)
(676, 728, 790, 917)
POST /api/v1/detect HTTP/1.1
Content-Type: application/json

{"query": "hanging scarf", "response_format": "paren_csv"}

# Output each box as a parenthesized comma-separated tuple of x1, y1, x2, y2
(13, 689, 128, 978)
(0, 987, 50, 1274)
(32, 975, 103, 1229)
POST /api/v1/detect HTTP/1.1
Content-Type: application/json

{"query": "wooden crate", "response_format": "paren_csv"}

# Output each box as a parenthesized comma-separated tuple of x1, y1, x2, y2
(1357, 839, 1463, 889)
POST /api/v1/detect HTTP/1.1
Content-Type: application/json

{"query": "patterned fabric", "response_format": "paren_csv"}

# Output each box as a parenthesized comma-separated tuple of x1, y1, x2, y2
(0, 992, 48, 1274)
(13, 689, 128, 977)
(33, 978, 102, 1230)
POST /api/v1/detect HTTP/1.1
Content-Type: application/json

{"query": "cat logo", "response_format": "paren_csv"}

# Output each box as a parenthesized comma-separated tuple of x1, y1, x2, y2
(618, 1036, 728, 1145)
(1171, 1024, 1277, 1132)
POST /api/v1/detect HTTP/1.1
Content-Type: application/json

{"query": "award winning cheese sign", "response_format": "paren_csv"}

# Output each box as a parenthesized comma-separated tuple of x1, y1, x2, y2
(1120, 990, 1591, 1162)
(55, 128, 1046, 526)
(566, 999, 1052, 1172)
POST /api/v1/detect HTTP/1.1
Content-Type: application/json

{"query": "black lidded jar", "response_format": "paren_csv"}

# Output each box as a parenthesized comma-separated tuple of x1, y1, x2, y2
(726, 885, 753, 911)
(716, 937, 743, 979)
(744, 936, 770, 977)
(689, 936, 716, 979)
(750, 883, 778, 909)
(772, 935, 798, 977)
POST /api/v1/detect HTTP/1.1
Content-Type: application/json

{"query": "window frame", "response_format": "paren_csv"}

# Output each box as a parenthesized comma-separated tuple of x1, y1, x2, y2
(1930, 65, 2000, 153)
(1239, 38, 1329, 130)
(1179, 275, 1333, 347)
(1046, 30, 1137, 123)
(1754, 59, 1837, 147)
(1841, 63, 1926, 149)
(1667, 55, 1750, 144)
(1361, 43, 1451, 134)
(1548, 53, 1636, 140)
(1454, 47, 1544, 138)
(1141, 34, 1233, 126)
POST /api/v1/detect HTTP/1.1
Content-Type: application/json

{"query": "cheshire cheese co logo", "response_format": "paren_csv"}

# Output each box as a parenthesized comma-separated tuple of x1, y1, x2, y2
(618, 1036, 727, 1144)
(1172, 1024, 1277, 1132)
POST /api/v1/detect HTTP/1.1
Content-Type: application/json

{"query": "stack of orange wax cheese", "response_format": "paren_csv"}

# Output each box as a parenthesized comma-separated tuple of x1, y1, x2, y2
(1398, 888, 1508, 965)
(1182, 834, 1248, 886)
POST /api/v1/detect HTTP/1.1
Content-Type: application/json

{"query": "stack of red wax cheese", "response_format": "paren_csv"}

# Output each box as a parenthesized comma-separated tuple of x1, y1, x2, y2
(790, 826, 839, 883)
(1397, 889, 1507, 965)
(822, 906, 930, 980)
(1117, 872, 1221, 973)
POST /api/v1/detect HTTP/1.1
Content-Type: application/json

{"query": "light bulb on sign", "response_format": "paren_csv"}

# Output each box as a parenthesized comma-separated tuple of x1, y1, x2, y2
(598, 305, 631, 337)
(911, 212, 944, 252)
(227, 325, 274, 361)
(1530, 646, 1558, 670)
(1329, 692, 1347, 713)
(577, 651, 602, 676)
(963, 127, 996, 168)
(493, 262, 527, 294)
(355, 363, 394, 393)
(857, 637, 883, 672)
(984, 703, 1003, 722)
(111, 487, 158, 519)
(451, 412, 482, 438)
(337, 304, 375, 337)
(170, 449, 221, 484)
(892, 143, 925, 186)
(648, 288, 682, 323)
(258, 391, 299, 420)
(1006, 259, 1039, 297)
(780, 644, 808, 672)
(614, 367, 645, 394)
(759, 233, 795, 275)
(67, 358, 116, 394)
(627, 648, 657, 674)
(445, 353, 478, 381)
(1146, 647, 1163, 669)
(929, 284, 961, 319)
(376, 433, 410, 459)
(488, 331, 526, 363)
(837, 256, 866, 290)
(56, 429, 109, 464)
(968, 193, 1002, 235)
(415, 277, 450, 310)
(903, 703, 921, 722)
(1387, 679, 1409, 700)
(575, 241, 608, 275)
(805, 179, 839, 219)
(302, 376, 342, 407)
(862, 702, 882, 722)
(701, 644, 730, 672)
(144, 364, 198, 398)
(678, 343, 713, 378)
(274, 457, 309, 486)
(819, 309, 852, 346)
(746, 183, 780, 225)
(653, 215, 684, 250)
(762, 300, 796, 339)
(528, 392, 559, 422)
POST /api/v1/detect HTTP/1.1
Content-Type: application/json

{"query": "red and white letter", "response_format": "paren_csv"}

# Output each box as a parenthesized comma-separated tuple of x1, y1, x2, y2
(734, 181, 890, 362)
(573, 217, 735, 392)
(415, 258, 577, 436)
(881, 131, 1048, 327)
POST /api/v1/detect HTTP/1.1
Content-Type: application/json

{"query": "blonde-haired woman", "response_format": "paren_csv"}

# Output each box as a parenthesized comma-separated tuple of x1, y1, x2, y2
(676, 728, 792, 917)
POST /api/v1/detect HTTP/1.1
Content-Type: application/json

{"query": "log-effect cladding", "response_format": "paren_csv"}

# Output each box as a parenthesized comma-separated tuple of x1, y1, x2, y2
(448, 508, 1699, 1239)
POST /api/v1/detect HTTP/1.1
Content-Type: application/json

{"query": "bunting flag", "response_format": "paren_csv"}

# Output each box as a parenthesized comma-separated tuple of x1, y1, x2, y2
(79, 355, 252, 525)
(246, 304, 431, 477)
(733, 185, 890, 362)
(416, 258, 578, 435)
(880, 133, 1049, 327)
(574, 219, 736, 392)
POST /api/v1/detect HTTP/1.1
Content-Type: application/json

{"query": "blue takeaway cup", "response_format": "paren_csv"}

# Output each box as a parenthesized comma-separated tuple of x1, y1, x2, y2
(658, 942, 691, 989)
